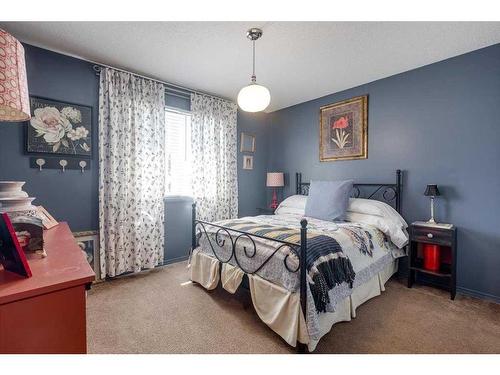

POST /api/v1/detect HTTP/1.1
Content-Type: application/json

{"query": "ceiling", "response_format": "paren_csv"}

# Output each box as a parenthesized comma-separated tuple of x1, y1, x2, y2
(1, 22, 500, 112)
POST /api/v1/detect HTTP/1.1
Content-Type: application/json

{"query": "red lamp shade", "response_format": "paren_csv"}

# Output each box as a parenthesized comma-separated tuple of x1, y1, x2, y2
(0, 29, 30, 122)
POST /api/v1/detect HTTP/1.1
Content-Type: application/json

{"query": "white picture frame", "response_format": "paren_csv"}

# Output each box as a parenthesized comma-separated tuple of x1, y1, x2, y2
(240, 132, 256, 153)
(243, 155, 254, 170)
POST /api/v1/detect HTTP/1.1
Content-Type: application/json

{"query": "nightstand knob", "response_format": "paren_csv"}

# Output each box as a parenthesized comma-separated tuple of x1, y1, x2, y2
(427, 233, 433, 239)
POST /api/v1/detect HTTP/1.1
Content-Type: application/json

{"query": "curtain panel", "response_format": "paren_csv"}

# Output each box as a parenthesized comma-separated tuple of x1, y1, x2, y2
(98, 68, 166, 278)
(191, 93, 238, 221)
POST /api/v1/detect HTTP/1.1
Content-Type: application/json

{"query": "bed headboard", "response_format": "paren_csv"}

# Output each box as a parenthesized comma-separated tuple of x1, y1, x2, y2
(296, 169, 402, 214)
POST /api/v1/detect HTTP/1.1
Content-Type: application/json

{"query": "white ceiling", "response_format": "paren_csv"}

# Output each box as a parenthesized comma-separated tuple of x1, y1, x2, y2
(1, 22, 500, 112)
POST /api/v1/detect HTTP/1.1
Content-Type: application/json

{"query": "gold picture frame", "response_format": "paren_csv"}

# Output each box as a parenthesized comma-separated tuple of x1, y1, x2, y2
(319, 95, 368, 161)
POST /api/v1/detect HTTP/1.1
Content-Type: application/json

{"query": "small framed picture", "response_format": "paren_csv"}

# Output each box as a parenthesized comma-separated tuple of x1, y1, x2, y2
(243, 155, 254, 170)
(73, 231, 100, 281)
(240, 132, 256, 153)
(36, 206, 59, 229)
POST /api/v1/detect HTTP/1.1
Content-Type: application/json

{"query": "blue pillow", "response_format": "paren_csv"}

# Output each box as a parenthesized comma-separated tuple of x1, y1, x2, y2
(304, 180, 354, 221)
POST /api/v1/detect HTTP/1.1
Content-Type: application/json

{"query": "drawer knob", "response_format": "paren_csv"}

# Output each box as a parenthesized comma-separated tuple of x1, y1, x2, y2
(427, 233, 433, 239)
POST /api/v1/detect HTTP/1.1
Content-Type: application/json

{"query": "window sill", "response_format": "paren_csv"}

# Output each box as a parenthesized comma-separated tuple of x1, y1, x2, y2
(164, 195, 194, 203)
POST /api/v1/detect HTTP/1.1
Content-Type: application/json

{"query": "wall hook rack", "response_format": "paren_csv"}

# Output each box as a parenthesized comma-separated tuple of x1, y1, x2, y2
(29, 157, 92, 172)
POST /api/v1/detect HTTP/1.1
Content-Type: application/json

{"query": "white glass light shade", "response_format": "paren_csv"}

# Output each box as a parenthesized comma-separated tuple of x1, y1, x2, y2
(237, 83, 270, 112)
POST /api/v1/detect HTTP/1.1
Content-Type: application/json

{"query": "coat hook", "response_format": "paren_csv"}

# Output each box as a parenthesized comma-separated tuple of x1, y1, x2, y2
(79, 160, 87, 173)
(59, 159, 68, 172)
(36, 158, 45, 171)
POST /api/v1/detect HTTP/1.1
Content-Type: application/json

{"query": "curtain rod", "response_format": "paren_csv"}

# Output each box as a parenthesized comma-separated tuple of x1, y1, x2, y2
(92, 63, 231, 102)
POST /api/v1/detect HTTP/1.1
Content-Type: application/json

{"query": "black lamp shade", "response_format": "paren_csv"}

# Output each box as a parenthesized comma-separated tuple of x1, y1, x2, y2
(424, 184, 441, 197)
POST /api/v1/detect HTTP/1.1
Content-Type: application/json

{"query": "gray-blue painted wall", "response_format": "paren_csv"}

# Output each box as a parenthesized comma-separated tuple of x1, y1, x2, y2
(266, 44, 500, 301)
(0, 44, 100, 232)
(237, 111, 269, 217)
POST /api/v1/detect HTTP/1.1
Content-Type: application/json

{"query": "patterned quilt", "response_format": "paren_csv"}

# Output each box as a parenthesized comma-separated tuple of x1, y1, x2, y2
(221, 220, 357, 312)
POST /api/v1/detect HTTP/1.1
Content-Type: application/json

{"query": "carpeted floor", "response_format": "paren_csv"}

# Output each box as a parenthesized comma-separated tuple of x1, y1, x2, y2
(87, 261, 500, 354)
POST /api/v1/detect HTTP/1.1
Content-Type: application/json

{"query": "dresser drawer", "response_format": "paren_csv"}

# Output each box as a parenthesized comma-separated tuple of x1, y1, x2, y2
(411, 225, 454, 246)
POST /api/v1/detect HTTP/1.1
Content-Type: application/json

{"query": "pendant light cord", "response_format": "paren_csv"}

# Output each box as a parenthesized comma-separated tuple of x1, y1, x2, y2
(252, 40, 256, 83)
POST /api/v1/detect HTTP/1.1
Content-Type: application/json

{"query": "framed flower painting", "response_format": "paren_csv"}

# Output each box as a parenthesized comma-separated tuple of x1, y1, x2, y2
(319, 95, 368, 161)
(26, 96, 92, 157)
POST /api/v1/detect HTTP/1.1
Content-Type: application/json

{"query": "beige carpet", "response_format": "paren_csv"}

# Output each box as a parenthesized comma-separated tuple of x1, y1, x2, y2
(87, 261, 500, 354)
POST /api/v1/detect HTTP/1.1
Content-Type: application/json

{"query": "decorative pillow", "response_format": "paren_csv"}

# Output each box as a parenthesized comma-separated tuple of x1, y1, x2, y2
(304, 180, 354, 221)
(274, 194, 307, 216)
(345, 211, 409, 249)
(348, 198, 408, 229)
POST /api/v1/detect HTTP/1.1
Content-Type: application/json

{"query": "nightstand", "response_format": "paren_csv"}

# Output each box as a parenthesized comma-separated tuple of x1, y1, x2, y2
(408, 222, 457, 300)
(257, 207, 275, 215)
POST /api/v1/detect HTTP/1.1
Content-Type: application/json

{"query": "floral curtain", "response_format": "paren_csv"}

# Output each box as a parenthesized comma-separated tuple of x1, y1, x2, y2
(191, 93, 238, 221)
(98, 68, 166, 277)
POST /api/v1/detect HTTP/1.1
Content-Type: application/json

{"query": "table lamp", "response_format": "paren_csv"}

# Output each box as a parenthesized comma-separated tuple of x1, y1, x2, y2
(267, 172, 284, 209)
(424, 184, 441, 224)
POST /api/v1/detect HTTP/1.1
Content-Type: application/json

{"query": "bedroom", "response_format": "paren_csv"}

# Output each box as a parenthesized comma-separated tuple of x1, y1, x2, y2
(1, 1, 499, 371)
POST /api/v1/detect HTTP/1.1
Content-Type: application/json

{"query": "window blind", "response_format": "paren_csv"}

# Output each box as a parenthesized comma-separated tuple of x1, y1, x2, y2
(165, 110, 192, 196)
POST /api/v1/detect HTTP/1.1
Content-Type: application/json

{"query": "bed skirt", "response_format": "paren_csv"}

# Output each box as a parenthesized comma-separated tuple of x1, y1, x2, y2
(189, 250, 398, 352)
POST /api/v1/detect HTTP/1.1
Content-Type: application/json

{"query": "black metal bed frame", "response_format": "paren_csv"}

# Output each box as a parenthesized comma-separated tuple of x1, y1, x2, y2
(191, 169, 402, 353)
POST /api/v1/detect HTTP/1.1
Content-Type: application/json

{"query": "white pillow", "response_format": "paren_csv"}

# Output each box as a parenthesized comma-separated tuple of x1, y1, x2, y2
(345, 211, 409, 249)
(274, 195, 307, 216)
(348, 198, 407, 229)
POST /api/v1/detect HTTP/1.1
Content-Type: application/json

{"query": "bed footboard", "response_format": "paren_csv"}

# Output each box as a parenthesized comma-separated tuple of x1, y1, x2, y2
(191, 203, 309, 353)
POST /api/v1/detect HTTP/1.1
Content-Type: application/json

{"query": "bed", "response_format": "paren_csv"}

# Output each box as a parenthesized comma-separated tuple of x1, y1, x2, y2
(189, 170, 407, 352)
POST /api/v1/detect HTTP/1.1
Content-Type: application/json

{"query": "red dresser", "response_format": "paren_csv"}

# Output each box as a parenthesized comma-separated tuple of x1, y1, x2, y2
(0, 223, 95, 353)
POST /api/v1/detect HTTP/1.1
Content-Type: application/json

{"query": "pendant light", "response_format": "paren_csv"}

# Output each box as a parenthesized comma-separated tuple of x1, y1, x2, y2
(237, 28, 270, 112)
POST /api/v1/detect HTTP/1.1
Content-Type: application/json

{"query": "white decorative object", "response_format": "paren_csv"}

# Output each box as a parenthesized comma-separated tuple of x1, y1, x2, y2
(0, 181, 28, 199)
(0, 181, 37, 218)
(237, 28, 271, 112)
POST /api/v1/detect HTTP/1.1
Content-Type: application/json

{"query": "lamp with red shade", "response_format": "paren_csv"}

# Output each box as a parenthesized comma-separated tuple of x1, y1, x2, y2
(266, 172, 284, 209)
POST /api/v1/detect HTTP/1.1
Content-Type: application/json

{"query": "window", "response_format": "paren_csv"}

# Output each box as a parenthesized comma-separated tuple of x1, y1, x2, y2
(165, 109, 192, 196)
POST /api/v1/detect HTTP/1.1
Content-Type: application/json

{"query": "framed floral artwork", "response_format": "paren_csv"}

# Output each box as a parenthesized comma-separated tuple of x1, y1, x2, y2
(319, 95, 368, 161)
(26, 96, 92, 157)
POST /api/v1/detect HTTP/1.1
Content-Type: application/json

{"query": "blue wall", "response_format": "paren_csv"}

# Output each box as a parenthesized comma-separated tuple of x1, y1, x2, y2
(237, 111, 269, 217)
(266, 44, 500, 301)
(0, 45, 99, 231)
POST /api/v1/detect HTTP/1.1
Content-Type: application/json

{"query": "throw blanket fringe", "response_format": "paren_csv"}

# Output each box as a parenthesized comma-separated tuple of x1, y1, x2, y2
(310, 256, 355, 312)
